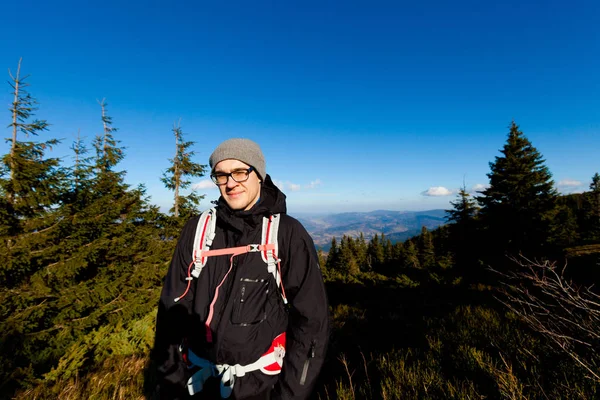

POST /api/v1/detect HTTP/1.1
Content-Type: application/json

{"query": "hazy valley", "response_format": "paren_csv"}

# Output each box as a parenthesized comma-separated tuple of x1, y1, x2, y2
(294, 209, 447, 249)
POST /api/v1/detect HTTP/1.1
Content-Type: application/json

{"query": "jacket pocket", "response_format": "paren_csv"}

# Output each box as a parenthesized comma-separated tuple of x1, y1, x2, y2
(230, 278, 269, 325)
(300, 340, 316, 386)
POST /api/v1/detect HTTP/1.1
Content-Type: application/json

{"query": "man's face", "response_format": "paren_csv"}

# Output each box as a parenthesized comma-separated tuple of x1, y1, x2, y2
(213, 159, 261, 211)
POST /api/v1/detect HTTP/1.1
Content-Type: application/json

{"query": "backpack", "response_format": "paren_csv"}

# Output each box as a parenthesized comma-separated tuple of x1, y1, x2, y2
(173, 208, 288, 306)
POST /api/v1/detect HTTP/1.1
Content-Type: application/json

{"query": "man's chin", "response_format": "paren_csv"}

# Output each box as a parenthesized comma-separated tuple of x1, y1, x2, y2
(224, 198, 246, 210)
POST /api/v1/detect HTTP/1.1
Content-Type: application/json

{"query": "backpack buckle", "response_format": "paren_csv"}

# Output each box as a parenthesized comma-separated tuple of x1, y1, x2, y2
(248, 244, 261, 252)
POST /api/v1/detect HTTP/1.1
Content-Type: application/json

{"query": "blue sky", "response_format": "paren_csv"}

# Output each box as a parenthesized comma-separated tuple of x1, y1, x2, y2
(1, 0, 598, 214)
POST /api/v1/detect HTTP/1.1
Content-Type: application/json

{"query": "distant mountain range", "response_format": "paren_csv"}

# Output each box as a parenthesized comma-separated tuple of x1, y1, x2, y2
(294, 209, 448, 249)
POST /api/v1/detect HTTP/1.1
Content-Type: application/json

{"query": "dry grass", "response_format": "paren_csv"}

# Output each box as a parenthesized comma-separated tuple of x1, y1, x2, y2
(18, 356, 150, 400)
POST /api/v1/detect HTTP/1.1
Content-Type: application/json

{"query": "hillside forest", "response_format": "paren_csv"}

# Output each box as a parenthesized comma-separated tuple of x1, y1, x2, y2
(1, 61, 599, 399)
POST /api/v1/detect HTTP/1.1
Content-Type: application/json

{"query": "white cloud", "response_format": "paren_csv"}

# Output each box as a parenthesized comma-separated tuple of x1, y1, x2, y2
(421, 186, 453, 197)
(193, 180, 218, 190)
(556, 179, 585, 194)
(471, 183, 488, 193)
(274, 179, 323, 192)
(306, 179, 323, 189)
(557, 179, 582, 187)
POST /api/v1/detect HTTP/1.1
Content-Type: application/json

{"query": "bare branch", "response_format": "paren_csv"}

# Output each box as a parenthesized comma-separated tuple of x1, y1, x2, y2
(494, 255, 600, 383)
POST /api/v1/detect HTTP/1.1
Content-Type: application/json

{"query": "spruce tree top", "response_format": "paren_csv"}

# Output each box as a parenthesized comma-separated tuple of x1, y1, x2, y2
(477, 121, 556, 211)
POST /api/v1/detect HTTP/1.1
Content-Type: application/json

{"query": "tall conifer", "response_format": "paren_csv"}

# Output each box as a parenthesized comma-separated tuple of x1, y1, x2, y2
(446, 185, 478, 226)
(476, 121, 557, 256)
(584, 173, 600, 241)
(0, 97, 171, 396)
(161, 121, 206, 219)
(403, 241, 420, 269)
(2, 59, 62, 216)
(418, 226, 435, 269)
(446, 185, 480, 279)
(367, 234, 385, 271)
(0, 59, 65, 286)
(326, 237, 339, 271)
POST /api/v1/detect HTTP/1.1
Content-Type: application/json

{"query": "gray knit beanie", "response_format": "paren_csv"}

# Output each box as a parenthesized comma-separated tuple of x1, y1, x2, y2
(209, 138, 266, 180)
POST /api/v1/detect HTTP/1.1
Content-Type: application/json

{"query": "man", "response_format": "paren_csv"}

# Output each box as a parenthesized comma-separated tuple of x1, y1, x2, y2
(153, 138, 329, 399)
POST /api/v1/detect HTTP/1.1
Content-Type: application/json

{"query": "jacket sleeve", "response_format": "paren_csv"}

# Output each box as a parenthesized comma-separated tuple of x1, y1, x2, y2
(273, 218, 330, 400)
(151, 218, 198, 399)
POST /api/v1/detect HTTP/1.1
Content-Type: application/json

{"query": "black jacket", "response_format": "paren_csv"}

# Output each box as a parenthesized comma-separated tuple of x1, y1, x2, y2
(153, 176, 329, 399)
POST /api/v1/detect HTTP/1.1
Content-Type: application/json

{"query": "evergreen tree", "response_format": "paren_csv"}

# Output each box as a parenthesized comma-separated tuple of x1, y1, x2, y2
(0, 59, 65, 287)
(0, 97, 171, 396)
(161, 121, 206, 219)
(355, 232, 368, 268)
(70, 130, 92, 189)
(391, 242, 404, 264)
(61, 130, 95, 213)
(2, 58, 62, 216)
(383, 236, 394, 263)
(418, 226, 435, 269)
(476, 121, 557, 257)
(403, 241, 420, 269)
(446, 185, 479, 279)
(583, 173, 600, 241)
(548, 201, 579, 247)
(326, 237, 339, 271)
(317, 248, 327, 276)
(94, 99, 123, 173)
(446, 184, 479, 226)
(591, 173, 600, 193)
(337, 235, 360, 276)
(367, 233, 385, 271)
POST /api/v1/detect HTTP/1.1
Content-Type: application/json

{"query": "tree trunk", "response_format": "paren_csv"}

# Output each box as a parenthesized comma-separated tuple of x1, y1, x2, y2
(8, 58, 23, 204)
(100, 99, 108, 159)
(174, 125, 180, 218)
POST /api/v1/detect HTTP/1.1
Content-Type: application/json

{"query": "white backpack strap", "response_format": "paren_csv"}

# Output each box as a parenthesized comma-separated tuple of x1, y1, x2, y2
(191, 208, 217, 278)
(184, 332, 286, 397)
(261, 214, 281, 286)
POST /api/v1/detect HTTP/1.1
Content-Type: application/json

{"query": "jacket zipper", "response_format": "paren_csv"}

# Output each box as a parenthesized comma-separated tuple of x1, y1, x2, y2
(300, 340, 316, 386)
(238, 283, 246, 320)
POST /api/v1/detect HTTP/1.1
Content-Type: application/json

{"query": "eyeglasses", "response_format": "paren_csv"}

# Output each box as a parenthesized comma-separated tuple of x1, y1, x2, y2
(210, 167, 254, 185)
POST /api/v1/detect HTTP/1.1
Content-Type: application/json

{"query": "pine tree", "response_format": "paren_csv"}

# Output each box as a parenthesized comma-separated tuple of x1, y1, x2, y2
(403, 241, 420, 269)
(94, 99, 123, 173)
(583, 173, 600, 241)
(0, 59, 65, 287)
(317, 248, 327, 276)
(60, 130, 95, 213)
(548, 201, 579, 247)
(367, 234, 385, 271)
(161, 121, 206, 219)
(326, 237, 339, 271)
(0, 98, 172, 396)
(446, 185, 479, 279)
(391, 242, 404, 263)
(446, 184, 479, 226)
(337, 235, 360, 276)
(476, 121, 557, 256)
(2, 58, 62, 216)
(418, 226, 435, 269)
(383, 236, 394, 263)
(591, 173, 600, 193)
(71, 130, 92, 190)
(355, 232, 368, 268)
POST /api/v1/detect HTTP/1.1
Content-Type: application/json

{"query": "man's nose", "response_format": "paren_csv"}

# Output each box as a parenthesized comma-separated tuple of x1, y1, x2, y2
(225, 175, 238, 188)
